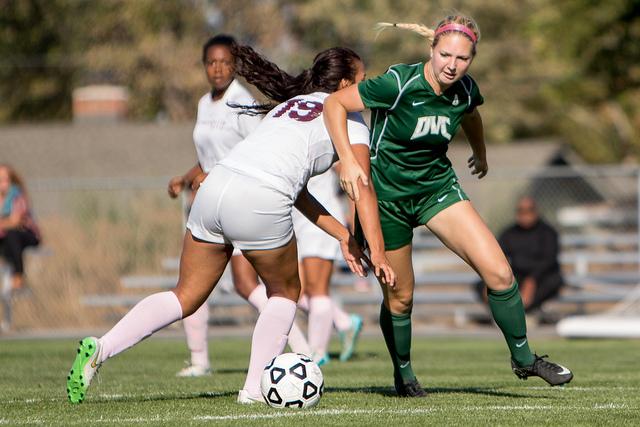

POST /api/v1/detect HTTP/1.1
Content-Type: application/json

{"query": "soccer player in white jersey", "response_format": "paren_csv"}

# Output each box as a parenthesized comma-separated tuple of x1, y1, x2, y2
(293, 168, 364, 365)
(166, 34, 311, 377)
(66, 45, 395, 405)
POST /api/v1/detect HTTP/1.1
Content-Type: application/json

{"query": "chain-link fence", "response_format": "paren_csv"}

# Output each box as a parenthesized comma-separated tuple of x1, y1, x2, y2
(457, 165, 639, 236)
(4, 166, 639, 332)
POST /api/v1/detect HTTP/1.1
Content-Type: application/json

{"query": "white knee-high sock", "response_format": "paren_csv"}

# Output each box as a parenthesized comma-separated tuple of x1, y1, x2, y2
(302, 293, 353, 333)
(242, 296, 297, 397)
(287, 319, 312, 356)
(308, 296, 333, 357)
(183, 301, 210, 368)
(247, 284, 268, 312)
(298, 294, 309, 312)
(247, 285, 311, 356)
(332, 301, 353, 332)
(99, 291, 183, 363)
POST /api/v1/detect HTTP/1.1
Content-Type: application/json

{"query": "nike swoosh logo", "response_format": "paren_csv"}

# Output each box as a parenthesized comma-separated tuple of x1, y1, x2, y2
(557, 365, 571, 375)
(400, 361, 410, 368)
(412, 100, 425, 107)
(515, 339, 527, 348)
(437, 194, 448, 203)
(90, 351, 100, 369)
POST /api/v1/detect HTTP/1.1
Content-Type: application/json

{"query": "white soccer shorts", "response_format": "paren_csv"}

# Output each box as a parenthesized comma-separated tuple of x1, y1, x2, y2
(187, 166, 294, 251)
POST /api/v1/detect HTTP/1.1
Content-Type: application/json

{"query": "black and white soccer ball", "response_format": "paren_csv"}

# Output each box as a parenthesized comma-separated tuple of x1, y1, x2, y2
(260, 352, 324, 409)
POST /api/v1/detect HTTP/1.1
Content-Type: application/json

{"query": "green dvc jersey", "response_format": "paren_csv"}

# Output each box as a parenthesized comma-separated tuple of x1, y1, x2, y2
(358, 62, 483, 201)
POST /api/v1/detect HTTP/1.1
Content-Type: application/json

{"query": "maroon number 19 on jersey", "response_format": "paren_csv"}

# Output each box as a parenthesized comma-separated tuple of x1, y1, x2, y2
(273, 99, 323, 122)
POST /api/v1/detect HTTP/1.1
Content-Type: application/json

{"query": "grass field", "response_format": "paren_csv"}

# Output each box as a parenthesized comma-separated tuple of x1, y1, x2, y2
(1, 335, 639, 426)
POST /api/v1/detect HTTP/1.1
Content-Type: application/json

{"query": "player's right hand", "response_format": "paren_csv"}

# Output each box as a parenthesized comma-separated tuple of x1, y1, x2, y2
(167, 176, 185, 199)
(190, 172, 208, 192)
(339, 233, 367, 278)
(339, 158, 368, 202)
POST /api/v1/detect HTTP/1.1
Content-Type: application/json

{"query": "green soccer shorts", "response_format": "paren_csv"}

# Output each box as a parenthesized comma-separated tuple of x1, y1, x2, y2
(376, 180, 469, 250)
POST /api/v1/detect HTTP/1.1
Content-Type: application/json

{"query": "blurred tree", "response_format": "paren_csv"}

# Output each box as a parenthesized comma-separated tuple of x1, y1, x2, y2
(78, 0, 207, 120)
(0, 0, 84, 121)
(281, 0, 555, 143)
(530, 0, 640, 163)
(0, 0, 290, 122)
(1, 0, 638, 166)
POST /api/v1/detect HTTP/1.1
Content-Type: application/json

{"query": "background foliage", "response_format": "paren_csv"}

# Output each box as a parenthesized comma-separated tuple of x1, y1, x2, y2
(1, 0, 639, 162)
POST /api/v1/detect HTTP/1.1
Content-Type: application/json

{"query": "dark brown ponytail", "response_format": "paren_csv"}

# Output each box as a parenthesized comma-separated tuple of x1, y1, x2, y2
(230, 45, 361, 113)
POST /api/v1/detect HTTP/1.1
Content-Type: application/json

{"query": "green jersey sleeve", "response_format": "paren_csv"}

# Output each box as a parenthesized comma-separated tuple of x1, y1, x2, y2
(357, 71, 400, 110)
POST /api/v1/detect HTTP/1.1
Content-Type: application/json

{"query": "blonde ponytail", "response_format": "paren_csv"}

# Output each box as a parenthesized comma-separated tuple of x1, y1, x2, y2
(375, 22, 435, 43)
(375, 15, 480, 55)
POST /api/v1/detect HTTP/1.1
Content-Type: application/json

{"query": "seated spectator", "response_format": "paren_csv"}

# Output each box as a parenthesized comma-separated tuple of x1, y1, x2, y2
(0, 164, 41, 293)
(475, 196, 565, 318)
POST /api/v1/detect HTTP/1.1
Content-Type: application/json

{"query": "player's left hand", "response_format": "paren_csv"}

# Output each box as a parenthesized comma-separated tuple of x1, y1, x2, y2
(339, 233, 367, 278)
(364, 250, 396, 288)
(339, 157, 368, 201)
(191, 172, 208, 191)
(468, 154, 488, 179)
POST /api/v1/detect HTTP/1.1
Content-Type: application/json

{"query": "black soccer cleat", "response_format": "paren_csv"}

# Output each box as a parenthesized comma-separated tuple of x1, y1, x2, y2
(511, 354, 573, 386)
(394, 377, 428, 397)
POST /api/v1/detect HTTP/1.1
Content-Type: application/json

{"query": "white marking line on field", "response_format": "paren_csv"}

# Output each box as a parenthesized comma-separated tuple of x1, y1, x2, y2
(5, 391, 228, 405)
(98, 393, 125, 399)
(594, 403, 628, 409)
(3, 405, 635, 425)
(195, 408, 436, 421)
(193, 404, 634, 422)
(524, 386, 640, 391)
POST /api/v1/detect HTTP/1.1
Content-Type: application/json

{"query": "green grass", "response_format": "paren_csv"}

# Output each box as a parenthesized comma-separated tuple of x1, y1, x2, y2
(1, 336, 639, 426)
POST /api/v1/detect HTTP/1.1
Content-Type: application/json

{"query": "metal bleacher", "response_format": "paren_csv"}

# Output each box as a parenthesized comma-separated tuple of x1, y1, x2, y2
(81, 231, 640, 326)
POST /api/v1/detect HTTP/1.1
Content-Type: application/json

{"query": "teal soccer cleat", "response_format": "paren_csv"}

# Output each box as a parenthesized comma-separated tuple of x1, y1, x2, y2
(339, 314, 363, 362)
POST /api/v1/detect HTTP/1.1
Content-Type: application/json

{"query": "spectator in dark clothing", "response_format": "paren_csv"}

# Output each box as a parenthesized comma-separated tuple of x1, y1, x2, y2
(475, 196, 565, 313)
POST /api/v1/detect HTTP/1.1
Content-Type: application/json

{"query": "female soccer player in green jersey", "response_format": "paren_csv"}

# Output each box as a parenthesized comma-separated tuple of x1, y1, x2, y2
(324, 14, 573, 397)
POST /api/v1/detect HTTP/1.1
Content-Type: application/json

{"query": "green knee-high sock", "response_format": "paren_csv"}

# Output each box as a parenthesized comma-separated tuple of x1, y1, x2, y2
(379, 304, 416, 382)
(487, 281, 535, 367)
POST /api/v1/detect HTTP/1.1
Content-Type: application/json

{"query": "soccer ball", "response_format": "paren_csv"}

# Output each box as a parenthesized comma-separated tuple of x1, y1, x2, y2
(260, 352, 324, 409)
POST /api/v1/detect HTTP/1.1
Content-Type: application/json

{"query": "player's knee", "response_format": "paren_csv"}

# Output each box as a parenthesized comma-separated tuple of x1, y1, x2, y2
(233, 280, 257, 299)
(172, 288, 200, 318)
(484, 264, 514, 292)
(388, 295, 413, 314)
(266, 279, 300, 302)
(303, 280, 329, 297)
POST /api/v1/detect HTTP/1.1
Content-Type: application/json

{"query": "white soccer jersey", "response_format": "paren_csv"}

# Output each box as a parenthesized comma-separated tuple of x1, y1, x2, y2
(306, 168, 343, 218)
(292, 167, 345, 260)
(192, 79, 262, 173)
(219, 92, 369, 201)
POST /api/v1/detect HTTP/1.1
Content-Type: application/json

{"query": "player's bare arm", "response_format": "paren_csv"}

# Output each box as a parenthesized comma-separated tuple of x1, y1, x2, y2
(461, 108, 488, 179)
(352, 144, 396, 287)
(324, 85, 368, 201)
(294, 185, 366, 278)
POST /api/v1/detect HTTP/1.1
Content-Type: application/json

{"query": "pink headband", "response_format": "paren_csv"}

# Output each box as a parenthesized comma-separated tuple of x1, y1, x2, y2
(434, 23, 477, 43)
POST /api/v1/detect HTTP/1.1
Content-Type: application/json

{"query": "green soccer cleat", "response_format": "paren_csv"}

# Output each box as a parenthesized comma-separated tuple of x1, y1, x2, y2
(66, 337, 101, 403)
(339, 314, 363, 362)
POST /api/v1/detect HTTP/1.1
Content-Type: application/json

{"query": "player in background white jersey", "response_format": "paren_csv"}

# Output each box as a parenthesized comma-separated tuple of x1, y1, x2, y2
(166, 35, 311, 377)
(66, 45, 395, 405)
(293, 168, 364, 365)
